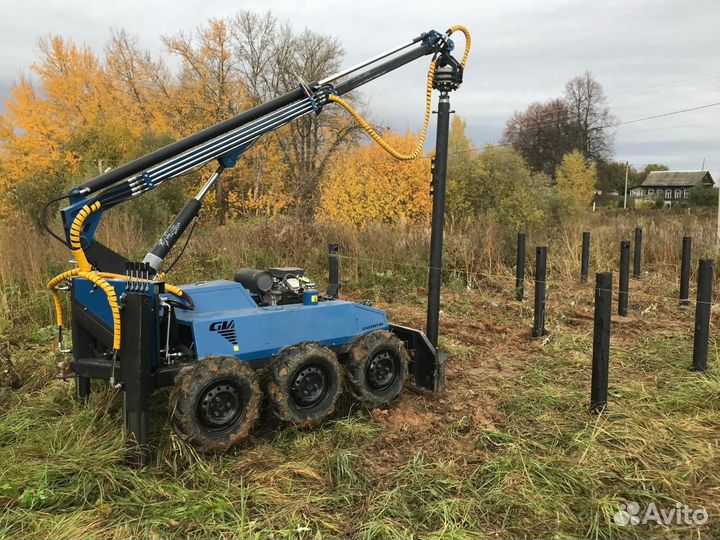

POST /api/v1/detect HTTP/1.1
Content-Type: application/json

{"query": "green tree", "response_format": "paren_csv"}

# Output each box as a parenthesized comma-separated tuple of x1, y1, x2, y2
(638, 163, 669, 182)
(446, 115, 478, 219)
(555, 150, 597, 213)
(451, 143, 545, 229)
(596, 160, 639, 194)
(688, 186, 718, 207)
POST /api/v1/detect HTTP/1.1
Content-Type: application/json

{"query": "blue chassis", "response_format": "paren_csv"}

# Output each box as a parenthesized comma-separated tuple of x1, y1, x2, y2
(73, 278, 389, 366)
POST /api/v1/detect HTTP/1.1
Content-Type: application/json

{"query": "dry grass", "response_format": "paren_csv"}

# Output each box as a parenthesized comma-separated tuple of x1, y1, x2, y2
(0, 208, 718, 538)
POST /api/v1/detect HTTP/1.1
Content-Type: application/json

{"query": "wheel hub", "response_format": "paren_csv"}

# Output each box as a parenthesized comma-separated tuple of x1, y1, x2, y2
(367, 350, 397, 390)
(291, 364, 328, 408)
(197, 380, 243, 431)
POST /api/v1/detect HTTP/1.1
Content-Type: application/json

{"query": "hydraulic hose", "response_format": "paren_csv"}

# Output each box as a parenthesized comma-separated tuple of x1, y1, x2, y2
(327, 59, 436, 161)
(447, 25, 471, 68)
(68, 201, 102, 272)
(48, 269, 121, 351)
(48, 269, 190, 353)
(96, 273, 192, 308)
(328, 24, 471, 161)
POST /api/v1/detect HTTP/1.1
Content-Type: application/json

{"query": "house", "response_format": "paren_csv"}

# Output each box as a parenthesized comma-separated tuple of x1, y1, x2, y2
(630, 170, 716, 207)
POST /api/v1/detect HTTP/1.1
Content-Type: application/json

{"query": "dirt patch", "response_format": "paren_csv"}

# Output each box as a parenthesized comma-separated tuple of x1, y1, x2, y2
(370, 398, 441, 431)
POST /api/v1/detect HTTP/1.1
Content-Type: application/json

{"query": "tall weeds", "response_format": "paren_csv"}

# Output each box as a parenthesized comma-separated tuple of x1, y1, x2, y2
(0, 208, 717, 332)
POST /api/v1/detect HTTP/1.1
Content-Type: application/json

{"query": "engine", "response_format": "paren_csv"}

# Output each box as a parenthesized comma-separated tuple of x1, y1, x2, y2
(234, 267, 318, 306)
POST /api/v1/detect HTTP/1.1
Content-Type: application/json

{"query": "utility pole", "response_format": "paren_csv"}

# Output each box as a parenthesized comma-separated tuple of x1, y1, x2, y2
(623, 161, 629, 209)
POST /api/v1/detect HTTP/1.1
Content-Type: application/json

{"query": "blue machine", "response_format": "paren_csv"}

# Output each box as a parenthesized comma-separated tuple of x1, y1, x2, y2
(46, 25, 467, 460)
(174, 280, 387, 362)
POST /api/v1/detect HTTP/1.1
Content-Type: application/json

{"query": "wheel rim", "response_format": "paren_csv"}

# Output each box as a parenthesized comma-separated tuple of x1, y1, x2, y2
(290, 362, 329, 410)
(366, 349, 399, 391)
(197, 378, 244, 433)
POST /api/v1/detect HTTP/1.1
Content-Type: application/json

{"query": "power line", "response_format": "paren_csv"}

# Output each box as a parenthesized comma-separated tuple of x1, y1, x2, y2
(611, 86, 720, 113)
(617, 102, 720, 126)
(498, 77, 719, 128)
(616, 120, 714, 136)
(611, 71, 720, 98)
(431, 102, 720, 160)
(498, 101, 720, 139)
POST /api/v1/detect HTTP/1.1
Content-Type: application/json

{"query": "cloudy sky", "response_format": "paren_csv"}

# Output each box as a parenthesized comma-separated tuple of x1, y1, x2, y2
(1, 0, 718, 174)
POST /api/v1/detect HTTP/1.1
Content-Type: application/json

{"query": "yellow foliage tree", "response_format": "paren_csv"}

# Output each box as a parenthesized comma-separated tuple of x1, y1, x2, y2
(0, 37, 133, 216)
(555, 149, 597, 210)
(0, 14, 361, 223)
(318, 130, 431, 226)
(226, 135, 292, 217)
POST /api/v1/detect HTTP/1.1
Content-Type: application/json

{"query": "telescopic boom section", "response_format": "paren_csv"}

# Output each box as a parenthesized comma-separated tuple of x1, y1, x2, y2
(61, 30, 448, 271)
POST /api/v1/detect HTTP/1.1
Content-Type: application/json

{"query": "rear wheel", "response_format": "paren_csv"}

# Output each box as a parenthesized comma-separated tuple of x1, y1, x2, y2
(345, 330, 409, 408)
(172, 356, 262, 453)
(268, 343, 343, 427)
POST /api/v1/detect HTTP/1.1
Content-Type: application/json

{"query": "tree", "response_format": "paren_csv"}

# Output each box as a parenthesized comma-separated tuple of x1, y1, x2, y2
(228, 11, 360, 213)
(446, 115, 478, 218)
(0, 11, 358, 223)
(688, 186, 718, 207)
(501, 99, 574, 177)
(502, 72, 615, 175)
(554, 150, 597, 213)
(472, 146, 545, 229)
(105, 29, 173, 134)
(564, 71, 615, 162)
(318, 130, 431, 227)
(447, 128, 546, 229)
(163, 19, 249, 215)
(0, 37, 121, 218)
(596, 160, 639, 194)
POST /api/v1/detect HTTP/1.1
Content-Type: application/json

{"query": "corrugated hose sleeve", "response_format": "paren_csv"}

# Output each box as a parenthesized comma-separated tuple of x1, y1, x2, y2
(327, 59, 435, 161)
(448, 25, 471, 68)
(47, 268, 121, 352)
(68, 201, 102, 272)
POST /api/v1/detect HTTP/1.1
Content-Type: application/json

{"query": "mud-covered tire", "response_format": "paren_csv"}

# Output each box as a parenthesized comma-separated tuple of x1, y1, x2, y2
(346, 330, 409, 408)
(268, 343, 343, 427)
(172, 356, 262, 453)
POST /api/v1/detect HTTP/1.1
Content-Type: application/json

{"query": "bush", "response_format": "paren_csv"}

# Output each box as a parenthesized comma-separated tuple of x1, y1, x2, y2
(688, 187, 718, 207)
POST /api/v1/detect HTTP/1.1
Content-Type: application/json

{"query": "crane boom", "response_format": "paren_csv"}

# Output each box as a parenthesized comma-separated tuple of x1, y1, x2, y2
(57, 28, 459, 273)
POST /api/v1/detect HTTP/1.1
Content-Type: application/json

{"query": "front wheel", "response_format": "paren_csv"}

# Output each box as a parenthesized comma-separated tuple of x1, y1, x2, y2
(268, 342, 343, 427)
(345, 330, 409, 408)
(172, 356, 262, 453)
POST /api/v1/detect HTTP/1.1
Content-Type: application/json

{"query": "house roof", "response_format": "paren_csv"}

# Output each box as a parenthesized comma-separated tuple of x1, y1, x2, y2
(641, 170, 714, 188)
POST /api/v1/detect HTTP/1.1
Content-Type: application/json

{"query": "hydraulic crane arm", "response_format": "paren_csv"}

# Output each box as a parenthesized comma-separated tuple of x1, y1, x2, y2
(58, 27, 465, 273)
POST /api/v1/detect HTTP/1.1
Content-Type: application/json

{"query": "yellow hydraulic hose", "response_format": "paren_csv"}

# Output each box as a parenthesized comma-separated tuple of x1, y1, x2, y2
(69, 201, 102, 272)
(327, 59, 436, 161)
(48, 269, 121, 350)
(48, 269, 189, 353)
(50, 196, 193, 353)
(448, 25, 471, 68)
(328, 25, 471, 161)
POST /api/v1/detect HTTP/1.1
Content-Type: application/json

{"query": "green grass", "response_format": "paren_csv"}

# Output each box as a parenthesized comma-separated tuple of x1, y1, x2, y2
(0, 265, 719, 538)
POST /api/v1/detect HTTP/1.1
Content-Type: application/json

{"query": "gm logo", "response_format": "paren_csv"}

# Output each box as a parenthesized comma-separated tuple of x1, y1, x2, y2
(209, 320, 239, 350)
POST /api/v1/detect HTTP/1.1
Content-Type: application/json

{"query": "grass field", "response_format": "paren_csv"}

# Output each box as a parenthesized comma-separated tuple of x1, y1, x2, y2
(0, 211, 718, 538)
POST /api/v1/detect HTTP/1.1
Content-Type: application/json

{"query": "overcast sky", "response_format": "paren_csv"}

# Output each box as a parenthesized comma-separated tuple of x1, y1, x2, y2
(1, 0, 718, 174)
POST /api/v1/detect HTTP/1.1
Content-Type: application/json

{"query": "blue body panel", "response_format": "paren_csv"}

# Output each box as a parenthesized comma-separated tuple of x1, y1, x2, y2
(74, 277, 130, 328)
(174, 280, 388, 362)
(73, 278, 388, 364)
(73, 277, 161, 366)
(175, 280, 258, 311)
